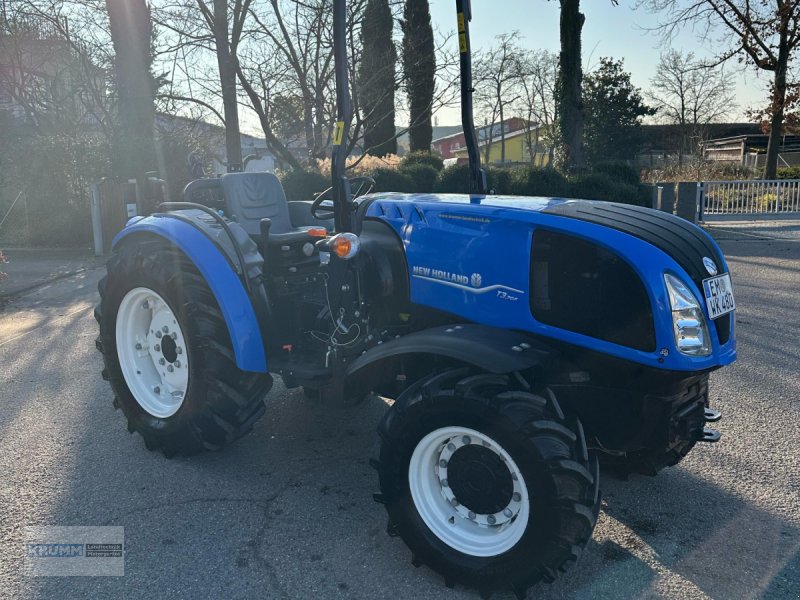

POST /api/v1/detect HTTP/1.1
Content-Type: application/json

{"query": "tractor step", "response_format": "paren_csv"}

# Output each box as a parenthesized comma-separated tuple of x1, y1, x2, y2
(698, 427, 721, 443)
(704, 408, 722, 422)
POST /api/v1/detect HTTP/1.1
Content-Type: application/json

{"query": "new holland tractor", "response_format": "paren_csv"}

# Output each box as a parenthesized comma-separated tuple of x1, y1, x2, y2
(95, 0, 737, 595)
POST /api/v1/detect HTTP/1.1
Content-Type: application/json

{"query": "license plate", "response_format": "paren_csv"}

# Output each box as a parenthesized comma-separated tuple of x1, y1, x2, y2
(702, 273, 735, 319)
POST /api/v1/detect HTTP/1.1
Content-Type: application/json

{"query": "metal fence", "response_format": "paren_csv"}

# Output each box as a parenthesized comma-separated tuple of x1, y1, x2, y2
(700, 179, 800, 217)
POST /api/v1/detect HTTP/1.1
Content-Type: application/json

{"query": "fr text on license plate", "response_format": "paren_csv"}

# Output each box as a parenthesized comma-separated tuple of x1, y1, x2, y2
(702, 273, 735, 319)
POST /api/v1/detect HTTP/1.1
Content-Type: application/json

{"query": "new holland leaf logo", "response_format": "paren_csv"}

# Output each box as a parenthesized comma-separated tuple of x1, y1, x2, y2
(470, 273, 482, 288)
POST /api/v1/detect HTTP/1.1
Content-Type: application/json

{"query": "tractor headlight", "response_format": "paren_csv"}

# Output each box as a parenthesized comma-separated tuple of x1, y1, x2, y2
(664, 274, 711, 356)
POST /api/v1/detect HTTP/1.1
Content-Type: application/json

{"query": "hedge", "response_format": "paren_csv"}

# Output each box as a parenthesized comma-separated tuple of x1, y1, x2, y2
(281, 170, 330, 201)
(401, 151, 444, 171)
(399, 163, 439, 193)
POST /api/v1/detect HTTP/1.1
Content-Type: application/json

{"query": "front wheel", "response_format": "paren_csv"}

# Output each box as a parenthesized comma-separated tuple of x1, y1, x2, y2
(95, 237, 272, 457)
(374, 369, 600, 597)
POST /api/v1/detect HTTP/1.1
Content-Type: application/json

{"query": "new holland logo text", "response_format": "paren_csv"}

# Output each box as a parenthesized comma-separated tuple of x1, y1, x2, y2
(411, 265, 524, 299)
(412, 266, 475, 286)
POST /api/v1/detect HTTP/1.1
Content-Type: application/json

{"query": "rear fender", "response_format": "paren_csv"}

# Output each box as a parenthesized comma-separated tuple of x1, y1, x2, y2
(113, 216, 268, 373)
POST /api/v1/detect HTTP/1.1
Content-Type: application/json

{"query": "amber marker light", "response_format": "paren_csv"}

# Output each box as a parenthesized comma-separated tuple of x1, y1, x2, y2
(331, 233, 361, 260)
(307, 227, 328, 237)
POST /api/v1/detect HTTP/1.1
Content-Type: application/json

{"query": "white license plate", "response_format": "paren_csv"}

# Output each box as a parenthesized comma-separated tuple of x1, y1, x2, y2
(702, 273, 735, 319)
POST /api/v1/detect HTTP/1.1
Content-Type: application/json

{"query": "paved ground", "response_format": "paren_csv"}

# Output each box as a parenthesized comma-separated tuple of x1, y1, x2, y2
(0, 248, 102, 301)
(0, 225, 798, 600)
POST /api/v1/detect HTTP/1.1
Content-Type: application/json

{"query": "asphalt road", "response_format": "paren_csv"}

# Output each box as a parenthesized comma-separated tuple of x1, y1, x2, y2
(1, 224, 799, 600)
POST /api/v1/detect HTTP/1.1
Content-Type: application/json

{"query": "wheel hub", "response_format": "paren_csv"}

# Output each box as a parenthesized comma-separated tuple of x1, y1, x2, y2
(408, 426, 530, 557)
(116, 287, 189, 418)
(446, 444, 514, 515)
(436, 432, 525, 528)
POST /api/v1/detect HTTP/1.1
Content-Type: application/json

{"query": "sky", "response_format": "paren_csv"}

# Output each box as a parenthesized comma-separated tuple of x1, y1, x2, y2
(426, 0, 769, 126)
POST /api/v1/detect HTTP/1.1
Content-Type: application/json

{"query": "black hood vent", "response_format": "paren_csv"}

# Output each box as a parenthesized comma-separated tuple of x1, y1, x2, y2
(542, 201, 730, 344)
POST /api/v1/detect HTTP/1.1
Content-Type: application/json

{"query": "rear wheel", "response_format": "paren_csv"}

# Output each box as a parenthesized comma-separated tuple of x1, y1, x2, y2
(374, 369, 600, 597)
(95, 237, 272, 457)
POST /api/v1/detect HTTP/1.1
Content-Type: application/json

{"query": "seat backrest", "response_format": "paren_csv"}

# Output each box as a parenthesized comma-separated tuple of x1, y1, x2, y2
(221, 172, 293, 236)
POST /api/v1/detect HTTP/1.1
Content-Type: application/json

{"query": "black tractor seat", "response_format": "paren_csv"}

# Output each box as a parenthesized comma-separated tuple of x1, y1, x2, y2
(182, 173, 331, 246)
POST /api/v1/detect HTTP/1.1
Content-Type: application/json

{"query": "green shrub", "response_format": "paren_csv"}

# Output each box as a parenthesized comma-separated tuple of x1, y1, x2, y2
(777, 166, 800, 180)
(434, 164, 471, 193)
(568, 173, 646, 206)
(487, 167, 513, 195)
(280, 170, 330, 201)
(370, 167, 416, 193)
(399, 163, 439, 193)
(509, 167, 569, 197)
(401, 151, 444, 171)
(592, 161, 641, 186)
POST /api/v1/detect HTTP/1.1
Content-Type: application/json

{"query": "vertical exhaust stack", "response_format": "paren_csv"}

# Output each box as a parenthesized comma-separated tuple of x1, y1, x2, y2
(455, 0, 488, 196)
(331, 0, 354, 232)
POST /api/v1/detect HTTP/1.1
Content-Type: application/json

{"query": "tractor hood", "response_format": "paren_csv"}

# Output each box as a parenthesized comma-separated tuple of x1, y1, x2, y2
(362, 193, 735, 372)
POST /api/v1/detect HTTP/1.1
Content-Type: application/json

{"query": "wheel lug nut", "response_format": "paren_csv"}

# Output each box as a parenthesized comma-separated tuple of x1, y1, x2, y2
(441, 479, 448, 487)
(153, 386, 160, 394)
(171, 332, 177, 339)
(154, 344, 160, 352)
(174, 360, 181, 368)
(141, 301, 149, 309)
(447, 442, 456, 451)
(162, 326, 169, 333)
(176, 347, 182, 355)
(439, 459, 448, 469)
(487, 515, 496, 525)
(167, 365, 174, 373)
(468, 511, 476, 520)
(135, 343, 142, 350)
(512, 492, 521, 502)
(449, 498, 459, 507)
(462, 435, 471, 444)
(155, 331, 162, 339)
(503, 508, 513, 518)
(159, 358, 166, 365)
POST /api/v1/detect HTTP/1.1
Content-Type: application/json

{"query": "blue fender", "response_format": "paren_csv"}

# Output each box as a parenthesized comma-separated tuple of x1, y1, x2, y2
(113, 216, 268, 373)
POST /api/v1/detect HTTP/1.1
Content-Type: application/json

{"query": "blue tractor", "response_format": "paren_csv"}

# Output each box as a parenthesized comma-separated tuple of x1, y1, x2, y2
(95, 0, 736, 596)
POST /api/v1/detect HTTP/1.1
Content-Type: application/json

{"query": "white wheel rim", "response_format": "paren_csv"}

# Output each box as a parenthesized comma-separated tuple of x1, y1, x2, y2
(408, 426, 530, 557)
(115, 287, 189, 418)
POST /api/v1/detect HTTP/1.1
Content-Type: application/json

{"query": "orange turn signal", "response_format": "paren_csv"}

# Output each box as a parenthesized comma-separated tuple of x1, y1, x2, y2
(333, 235, 353, 258)
(308, 227, 328, 238)
(328, 232, 361, 260)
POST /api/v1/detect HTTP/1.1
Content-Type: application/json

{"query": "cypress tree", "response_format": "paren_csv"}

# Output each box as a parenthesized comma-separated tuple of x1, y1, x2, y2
(402, 0, 435, 152)
(359, 0, 397, 157)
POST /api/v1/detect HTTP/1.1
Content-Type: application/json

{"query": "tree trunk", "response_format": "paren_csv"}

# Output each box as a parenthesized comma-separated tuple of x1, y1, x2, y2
(402, 0, 435, 152)
(213, 0, 242, 172)
(764, 27, 790, 179)
(557, 0, 584, 172)
(359, 0, 397, 157)
(106, 0, 156, 209)
(499, 96, 506, 163)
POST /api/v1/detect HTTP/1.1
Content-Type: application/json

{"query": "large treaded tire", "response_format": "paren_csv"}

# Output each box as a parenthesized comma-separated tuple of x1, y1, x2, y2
(374, 369, 600, 597)
(95, 237, 272, 457)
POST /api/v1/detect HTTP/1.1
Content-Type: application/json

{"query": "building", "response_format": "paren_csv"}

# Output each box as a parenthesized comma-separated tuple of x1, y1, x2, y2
(701, 133, 800, 168)
(450, 126, 551, 166)
(432, 117, 531, 159)
(155, 113, 276, 175)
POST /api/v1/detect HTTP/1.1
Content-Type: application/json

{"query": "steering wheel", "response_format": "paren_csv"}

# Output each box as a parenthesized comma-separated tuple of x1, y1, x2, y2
(310, 176, 376, 220)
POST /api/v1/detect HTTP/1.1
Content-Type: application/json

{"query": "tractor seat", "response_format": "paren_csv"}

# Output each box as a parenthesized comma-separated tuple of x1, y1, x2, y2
(221, 172, 320, 244)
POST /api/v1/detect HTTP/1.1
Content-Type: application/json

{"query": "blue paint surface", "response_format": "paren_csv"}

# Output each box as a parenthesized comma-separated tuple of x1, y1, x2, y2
(113, 216, 268, 373)
(365, 193, 736, 372)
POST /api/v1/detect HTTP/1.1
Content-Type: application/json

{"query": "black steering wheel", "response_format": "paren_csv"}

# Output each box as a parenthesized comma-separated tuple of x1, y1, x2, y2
(310, 176, 376, 220)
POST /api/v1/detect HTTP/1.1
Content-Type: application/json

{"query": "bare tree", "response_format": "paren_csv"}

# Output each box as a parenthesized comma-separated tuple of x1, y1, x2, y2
(475, 33, 522, 164)
(640, 0, 800, 178)
(0, 0, 114, 137)
(516, 49, 559, 166)
(648, 50, 736, 164)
